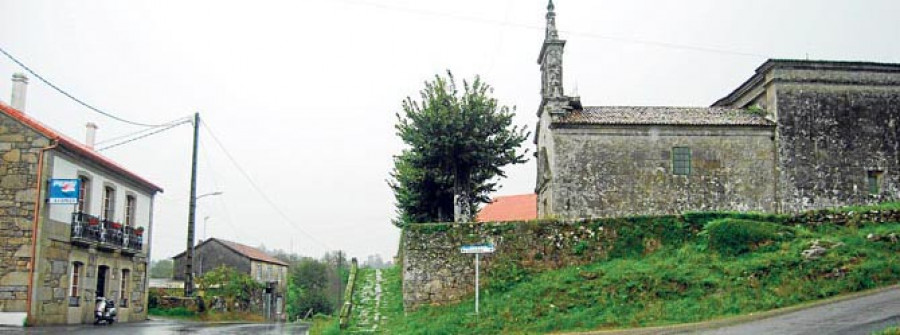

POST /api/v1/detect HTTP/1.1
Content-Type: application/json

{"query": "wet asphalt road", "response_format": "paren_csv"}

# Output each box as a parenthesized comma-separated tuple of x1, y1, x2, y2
(0, 319, 309, 335)
(695, 286, 900, 335)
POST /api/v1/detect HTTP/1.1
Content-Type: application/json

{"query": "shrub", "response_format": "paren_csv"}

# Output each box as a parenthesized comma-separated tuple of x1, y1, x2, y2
(705, 219, 792, 256)
(149, 307, 197, 318)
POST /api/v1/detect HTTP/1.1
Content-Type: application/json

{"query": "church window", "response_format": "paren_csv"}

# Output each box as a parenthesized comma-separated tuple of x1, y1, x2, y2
(868, 171, 883, 195)
(672, 147, 691, 175)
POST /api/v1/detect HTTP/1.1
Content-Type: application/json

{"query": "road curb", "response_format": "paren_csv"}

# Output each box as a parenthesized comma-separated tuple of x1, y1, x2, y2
(554, 284, 900, 335)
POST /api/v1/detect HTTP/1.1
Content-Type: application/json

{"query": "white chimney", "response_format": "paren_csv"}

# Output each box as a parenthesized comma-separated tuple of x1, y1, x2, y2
(11, 73, 28, 111)
(85, 123, 98, 149)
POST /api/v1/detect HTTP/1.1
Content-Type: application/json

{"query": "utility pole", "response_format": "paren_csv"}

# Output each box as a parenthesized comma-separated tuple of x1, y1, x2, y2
(185, 112, 200, 297)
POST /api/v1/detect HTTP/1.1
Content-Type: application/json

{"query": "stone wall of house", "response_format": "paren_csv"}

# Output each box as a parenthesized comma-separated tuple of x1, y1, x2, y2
(0, 112, 50, 314)
(28, 215, 150, 325)
(173, 240, 251, 280)
(401, 209, 900, 311)
(775, 82, 900, 212)
(548, 125, 777, 218)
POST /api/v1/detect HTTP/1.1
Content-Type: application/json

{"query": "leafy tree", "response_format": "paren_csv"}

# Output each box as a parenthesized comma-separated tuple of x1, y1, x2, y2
(149, 259, 174, 279)
(390, 150, 455, 224)
(390, 71, 529, 224)
(286, 257, 335, 318)
(196, 265, 264, 311)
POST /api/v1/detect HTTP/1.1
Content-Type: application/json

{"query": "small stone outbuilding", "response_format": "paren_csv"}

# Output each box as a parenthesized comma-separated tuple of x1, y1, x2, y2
(172, 238, 288, 320)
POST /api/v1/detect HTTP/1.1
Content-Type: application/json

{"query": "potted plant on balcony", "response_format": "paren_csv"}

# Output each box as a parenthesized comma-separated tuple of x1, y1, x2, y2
(135, 227, 145, 236)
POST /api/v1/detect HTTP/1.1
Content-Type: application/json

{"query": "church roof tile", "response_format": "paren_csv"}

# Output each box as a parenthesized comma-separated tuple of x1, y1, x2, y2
(555, 106, 774, 126)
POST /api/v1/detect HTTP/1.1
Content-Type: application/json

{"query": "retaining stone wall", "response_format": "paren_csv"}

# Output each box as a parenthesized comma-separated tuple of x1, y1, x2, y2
(401, 209, 900, 310)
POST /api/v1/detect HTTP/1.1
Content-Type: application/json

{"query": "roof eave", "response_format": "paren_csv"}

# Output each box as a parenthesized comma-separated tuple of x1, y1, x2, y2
(551, 121, 776, 128)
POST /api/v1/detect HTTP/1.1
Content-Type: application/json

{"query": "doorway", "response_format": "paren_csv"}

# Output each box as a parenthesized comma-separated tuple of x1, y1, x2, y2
(96, 265, 109, 298)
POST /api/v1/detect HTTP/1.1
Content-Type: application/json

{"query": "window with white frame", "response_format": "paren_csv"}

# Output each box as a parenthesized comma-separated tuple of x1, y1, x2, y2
(120, 269, 130, 307)
(69, 262, 83, 306)
(125, 195, 136, 227)
(102, 186, 116, 221)
(77, 176, 91, 213)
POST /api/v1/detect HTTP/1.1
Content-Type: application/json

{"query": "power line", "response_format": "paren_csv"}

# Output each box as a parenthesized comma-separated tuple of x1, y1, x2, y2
(96, 118, 192, 151)
(332, 0, 768, 58)
(200, 119, 333, 251)
(0, 45, 169, 127)
(197, 138, 246, 241)
(95, 116, 193, 146)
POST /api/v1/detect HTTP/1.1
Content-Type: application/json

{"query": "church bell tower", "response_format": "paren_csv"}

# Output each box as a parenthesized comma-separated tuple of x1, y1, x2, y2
(538, 0, 568, 116)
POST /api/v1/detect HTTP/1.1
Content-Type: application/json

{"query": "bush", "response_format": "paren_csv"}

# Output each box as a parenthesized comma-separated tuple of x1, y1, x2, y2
(149, 307, 197, 318)
(705, 219, 792, 256)
(148, 289, 160, 309)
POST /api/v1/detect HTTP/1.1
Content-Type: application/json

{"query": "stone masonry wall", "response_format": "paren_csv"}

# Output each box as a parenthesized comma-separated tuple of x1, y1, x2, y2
(0, 113, 50, 314)
(776, 83, 900, 212)
(402, 209, 900, 310)
(550, 125, 777, 218)
(402, 216, 701, 311)
(173, 240, 251, 281)
(403, 221, 606, 311)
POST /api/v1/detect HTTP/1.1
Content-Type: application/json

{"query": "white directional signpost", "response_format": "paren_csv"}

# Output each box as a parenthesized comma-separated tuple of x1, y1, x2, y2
(460, 243, 495, 316)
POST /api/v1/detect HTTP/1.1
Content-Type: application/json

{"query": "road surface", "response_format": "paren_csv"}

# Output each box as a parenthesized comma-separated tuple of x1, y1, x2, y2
(0, 319, 309, 335)
(695, 286, 900, 335)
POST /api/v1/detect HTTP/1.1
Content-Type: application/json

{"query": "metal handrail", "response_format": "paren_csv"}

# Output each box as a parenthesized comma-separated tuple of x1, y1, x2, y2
(70, 212, 143, 251)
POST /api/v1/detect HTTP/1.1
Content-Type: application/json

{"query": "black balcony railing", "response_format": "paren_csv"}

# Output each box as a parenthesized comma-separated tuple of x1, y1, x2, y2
(71, 212, 143, 252)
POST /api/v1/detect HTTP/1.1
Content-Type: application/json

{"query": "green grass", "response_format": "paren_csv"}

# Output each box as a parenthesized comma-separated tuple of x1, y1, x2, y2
(149, 307, 197, 319)
(872, 326, 900, 335)
(148, 306, 265, 322)
(826, 202, 900, 213)
(308, 314, 341, 335)
(381, 220, 900, 334)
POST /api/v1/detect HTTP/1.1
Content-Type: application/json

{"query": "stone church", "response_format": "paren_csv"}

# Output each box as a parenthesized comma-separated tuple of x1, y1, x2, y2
(535, 1, 900, 219)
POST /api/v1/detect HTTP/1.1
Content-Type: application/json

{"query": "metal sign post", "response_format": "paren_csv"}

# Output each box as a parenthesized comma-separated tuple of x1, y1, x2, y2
(460, 244, 495, 316)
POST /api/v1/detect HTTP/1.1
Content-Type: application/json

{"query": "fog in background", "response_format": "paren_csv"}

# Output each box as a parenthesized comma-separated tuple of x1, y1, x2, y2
(1, 0, 898, 262)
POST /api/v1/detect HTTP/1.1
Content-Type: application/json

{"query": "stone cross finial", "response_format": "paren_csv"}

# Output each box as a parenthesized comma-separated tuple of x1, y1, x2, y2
(545, 0, 558, 40)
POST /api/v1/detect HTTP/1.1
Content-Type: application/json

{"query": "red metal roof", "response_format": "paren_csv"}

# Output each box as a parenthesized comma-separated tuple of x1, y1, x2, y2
(0, 102, 163, 193)
(476, 193, 538, 222)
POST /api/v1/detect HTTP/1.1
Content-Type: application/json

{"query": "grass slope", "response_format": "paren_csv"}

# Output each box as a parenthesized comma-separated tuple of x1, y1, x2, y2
(382, 216, 900, 334)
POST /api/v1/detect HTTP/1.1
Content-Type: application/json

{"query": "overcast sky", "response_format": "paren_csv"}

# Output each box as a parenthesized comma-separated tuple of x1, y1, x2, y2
(1, 0, 898, 262)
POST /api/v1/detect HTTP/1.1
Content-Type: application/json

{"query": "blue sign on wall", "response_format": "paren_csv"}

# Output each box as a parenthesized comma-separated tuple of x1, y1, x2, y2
(49, 179, 80, 204)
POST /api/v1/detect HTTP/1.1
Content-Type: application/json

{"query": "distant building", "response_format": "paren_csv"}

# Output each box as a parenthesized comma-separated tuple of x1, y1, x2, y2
(0, 74, 162, 325)
(535, 1, 900, 219)
(476, 194, 537, 222)
(172, 238, 288, 320)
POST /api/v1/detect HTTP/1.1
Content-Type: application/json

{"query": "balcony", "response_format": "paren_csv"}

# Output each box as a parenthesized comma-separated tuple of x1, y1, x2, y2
(70, 212, 144, 254)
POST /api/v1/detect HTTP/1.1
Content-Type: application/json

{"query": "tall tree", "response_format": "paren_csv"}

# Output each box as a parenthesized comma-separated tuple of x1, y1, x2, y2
(391, 72, 529, 224)
(286, 257, 335, 318)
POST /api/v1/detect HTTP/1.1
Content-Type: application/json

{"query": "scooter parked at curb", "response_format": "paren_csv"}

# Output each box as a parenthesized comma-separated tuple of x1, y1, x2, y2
(94, 297, 117, 325)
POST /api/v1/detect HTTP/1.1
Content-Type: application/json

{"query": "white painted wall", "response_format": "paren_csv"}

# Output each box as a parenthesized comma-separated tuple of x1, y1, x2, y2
(49, 155, 153, 229)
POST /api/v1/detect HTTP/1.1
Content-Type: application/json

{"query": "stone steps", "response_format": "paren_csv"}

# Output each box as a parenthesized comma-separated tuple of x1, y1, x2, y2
(348, 269, 384, 333)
